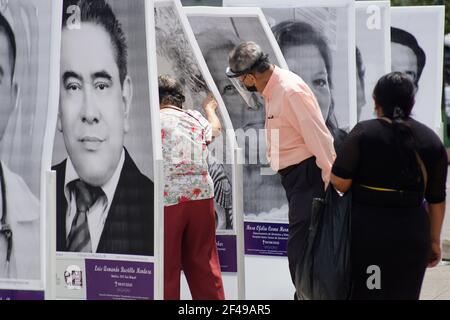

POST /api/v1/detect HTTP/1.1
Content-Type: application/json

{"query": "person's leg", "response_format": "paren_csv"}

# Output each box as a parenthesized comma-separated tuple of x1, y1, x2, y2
(281, 157, 324, 294)
(164, 203, 186, 300)
(350, 205, 430, 300)
(181, 198, 225, 300)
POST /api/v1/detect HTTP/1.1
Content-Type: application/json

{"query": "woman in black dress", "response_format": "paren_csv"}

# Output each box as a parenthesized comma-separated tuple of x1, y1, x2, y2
(331, 72, 447, 300)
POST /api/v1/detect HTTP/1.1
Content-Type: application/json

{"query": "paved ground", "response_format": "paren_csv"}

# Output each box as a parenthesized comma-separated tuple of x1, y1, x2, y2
(420, 262, 450, 300)
(420, 168, 450, 300)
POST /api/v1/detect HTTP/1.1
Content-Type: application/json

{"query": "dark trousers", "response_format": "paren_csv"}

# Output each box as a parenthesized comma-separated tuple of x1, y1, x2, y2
(279, 157, 324, 289)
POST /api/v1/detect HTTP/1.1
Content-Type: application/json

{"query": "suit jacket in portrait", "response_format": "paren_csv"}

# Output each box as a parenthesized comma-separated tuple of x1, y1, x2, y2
(53, 149, 154, 256)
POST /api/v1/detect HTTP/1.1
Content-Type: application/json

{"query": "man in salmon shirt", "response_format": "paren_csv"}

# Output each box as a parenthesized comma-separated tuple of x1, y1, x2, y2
(226, 41, 336, 299)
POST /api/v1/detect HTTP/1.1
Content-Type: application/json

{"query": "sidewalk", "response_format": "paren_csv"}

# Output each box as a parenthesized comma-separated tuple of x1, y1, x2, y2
(420, 262, 450, 300)
(420, 168, 450, 300)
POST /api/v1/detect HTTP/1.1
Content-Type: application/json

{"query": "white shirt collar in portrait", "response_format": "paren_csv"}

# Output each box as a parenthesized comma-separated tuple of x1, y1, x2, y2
(63, 149, 125, 253)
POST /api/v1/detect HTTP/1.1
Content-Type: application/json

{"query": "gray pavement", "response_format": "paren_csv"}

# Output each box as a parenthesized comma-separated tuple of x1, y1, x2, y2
(420, 262, 450, 300)
(420, 169, 450, 300)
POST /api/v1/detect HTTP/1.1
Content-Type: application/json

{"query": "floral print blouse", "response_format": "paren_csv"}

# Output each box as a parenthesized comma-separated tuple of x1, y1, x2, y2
(160, 107, 214, 206)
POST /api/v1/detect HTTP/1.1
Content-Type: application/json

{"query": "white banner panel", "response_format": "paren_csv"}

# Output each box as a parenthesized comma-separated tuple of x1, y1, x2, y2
(52, 0, 159, 300)
(356, 1, 391, 122)
(0, 0, 60, 298)
(186, 6, 289, 226)
(156, 0, 243, 300)
(391, 6, 445, 136)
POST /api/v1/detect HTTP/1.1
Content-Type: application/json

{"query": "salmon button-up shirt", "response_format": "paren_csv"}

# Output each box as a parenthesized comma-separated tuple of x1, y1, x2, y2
(261, 66, 336, 186)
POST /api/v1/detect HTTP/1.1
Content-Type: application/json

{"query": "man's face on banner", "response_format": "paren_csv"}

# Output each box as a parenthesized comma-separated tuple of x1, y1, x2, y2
(391, 42, 418, 85)
(59, 23, 131, 186)
(0, 30, 17, 141)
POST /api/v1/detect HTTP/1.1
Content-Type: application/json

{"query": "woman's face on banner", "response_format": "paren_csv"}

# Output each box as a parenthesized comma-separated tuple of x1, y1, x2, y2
(284, 44, 332, 121)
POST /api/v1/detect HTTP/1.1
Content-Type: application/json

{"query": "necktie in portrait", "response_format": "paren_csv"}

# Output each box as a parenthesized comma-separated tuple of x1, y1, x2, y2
(66, 180, 104, 253)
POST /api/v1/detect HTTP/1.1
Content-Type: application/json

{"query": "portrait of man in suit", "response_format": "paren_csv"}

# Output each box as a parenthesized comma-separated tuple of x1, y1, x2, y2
(54, 0, 154, 256)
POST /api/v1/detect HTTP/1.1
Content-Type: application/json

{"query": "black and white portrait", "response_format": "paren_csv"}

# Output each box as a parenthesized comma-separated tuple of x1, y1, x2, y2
(186, 6, 290, 223)
(225, 0, 357, 151)
(52, 0, 155, 256)
(355, 1, 391, 122)
(0, 0, 57, 284)
(155, 1, 236, 231)
(391, 6, 445, 134)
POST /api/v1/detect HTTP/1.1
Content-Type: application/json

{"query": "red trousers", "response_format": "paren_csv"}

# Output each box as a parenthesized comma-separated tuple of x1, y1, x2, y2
(164, 198, 225, 300)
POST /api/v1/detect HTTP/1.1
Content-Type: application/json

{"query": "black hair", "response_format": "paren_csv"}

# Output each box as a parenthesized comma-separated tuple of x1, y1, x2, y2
(0, 12, 16, 80)
(391, 27, 426, 87)
(373, 71, 420, 182)
(158, 74, 185, 108)
(62, 0, 128, 86)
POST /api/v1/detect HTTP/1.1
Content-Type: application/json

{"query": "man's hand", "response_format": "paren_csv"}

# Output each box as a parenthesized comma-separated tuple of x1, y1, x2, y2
(428, 241, 442, 268)
(202, 92, 218, 113)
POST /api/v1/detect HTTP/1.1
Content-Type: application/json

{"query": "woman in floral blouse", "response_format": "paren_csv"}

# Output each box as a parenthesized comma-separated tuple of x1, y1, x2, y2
(159, 75, 224, 300)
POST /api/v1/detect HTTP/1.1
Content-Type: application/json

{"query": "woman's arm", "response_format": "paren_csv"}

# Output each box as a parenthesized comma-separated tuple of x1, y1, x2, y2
(330, 173, 352, 194)
(202, 93, 222, 138)
(427, 201, 446, 267)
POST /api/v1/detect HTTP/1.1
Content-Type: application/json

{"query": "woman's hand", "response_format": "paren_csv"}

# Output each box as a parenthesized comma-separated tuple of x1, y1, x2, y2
(428, 241, 441, 268)
(202, 92, 222, 138)
(202, 93, 218, 113)
(330, 173, 352, 194)
(427, 202, 445, 268)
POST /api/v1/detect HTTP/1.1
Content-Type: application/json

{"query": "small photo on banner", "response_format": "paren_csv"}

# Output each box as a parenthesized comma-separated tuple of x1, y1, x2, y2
(52, 0, 158, 300)
(356, 1, 391, 122)
(0, 0, 58, 297)
(391, 6, 445, 136)
(55, 257, 154, 300)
